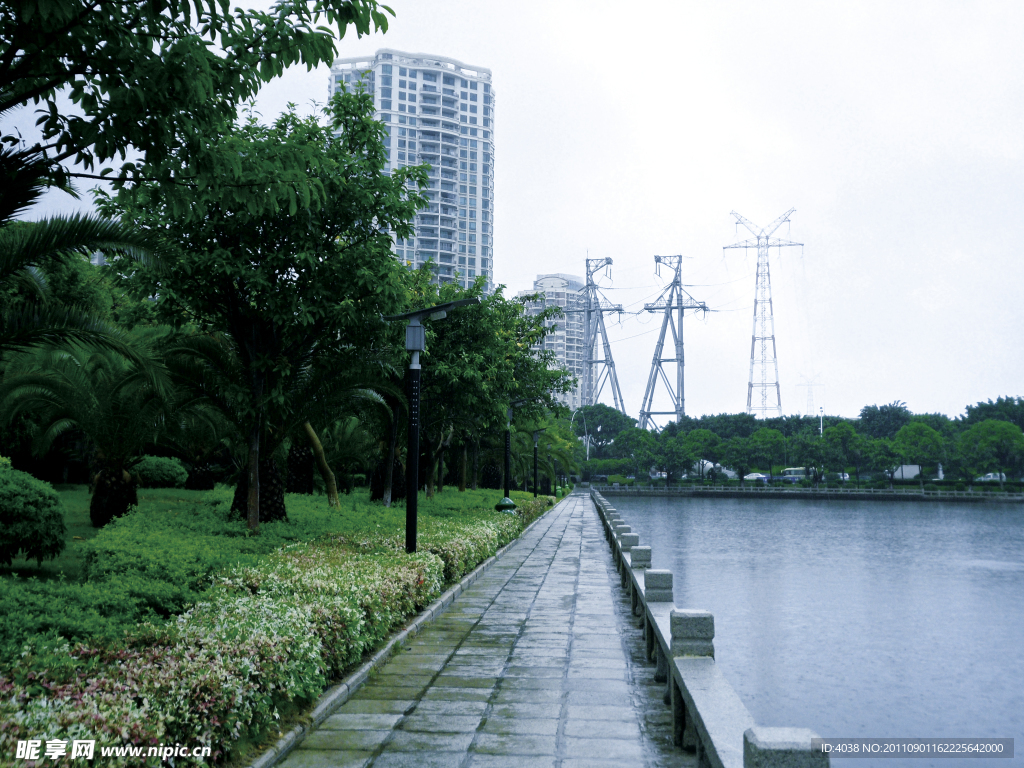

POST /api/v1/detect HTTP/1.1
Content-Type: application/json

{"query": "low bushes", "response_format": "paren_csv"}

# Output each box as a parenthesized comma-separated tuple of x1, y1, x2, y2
(0, 466, 67, 567)
(133, 455, 189, 488)
(0, 490, 552, 766)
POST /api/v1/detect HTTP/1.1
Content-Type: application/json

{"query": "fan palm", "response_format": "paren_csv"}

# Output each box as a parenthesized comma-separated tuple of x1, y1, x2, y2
(0, 145, 163, 358)
(0, 338, 173, 525)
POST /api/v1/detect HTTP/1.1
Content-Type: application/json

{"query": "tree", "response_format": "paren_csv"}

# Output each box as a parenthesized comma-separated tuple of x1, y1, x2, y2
(963, 397, 1024, 432)
(893, 422, 945, 487)
(868, 438, 899, 488)
(682, 429, 721, 479)
(573, 403, 635, 459)
(103, 95, 426, 530)
(0, 340, 172, 525)
(824, 421, 869, 484)
(858, 400, 911, 439)
(614, 427, 658, 480)
(659, 432, 694, 485)
(959, 420, 1024, 489)
(749, 427, 785, 476)
(721, 436, 754, 483)
(2, 0, 390, 190)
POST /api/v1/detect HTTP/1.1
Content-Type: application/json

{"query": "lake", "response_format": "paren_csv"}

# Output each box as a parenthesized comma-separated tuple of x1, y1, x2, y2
(610, 495, 1024, 767)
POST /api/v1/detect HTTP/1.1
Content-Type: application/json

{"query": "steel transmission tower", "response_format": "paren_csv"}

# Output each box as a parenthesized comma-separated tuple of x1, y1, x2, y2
(572, 258, 626, 413)
(724, 209, 802, 418)
(637, 255, 708, 430)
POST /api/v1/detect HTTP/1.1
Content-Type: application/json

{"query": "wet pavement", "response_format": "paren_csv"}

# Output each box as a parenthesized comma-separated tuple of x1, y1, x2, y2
(280, 492, 695, 768)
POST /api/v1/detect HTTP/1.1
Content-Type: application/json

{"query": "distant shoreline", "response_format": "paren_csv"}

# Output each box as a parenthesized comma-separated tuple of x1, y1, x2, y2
(590, 485, 1024, 504)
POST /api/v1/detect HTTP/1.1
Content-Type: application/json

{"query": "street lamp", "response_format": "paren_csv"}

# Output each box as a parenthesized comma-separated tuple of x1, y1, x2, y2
(569, 408, 591, 461)
(533, 428, 548, 498)
(819, 406, 824, 436)
(383, 298, 479, 553)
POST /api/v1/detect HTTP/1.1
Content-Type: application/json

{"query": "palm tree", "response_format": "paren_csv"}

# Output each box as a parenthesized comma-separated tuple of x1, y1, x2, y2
(0, 145, 162, 358)
(0, 338, 173, 525)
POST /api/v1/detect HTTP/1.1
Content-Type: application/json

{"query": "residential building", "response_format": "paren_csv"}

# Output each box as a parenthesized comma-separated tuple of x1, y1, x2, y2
(517, 274, 585, 410)
(330, 49, 494, 290)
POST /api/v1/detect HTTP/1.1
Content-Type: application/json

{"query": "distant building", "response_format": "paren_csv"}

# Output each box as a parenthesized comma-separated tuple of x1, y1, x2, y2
(517, 274, 585, 410)
(330, 49, 494, 291)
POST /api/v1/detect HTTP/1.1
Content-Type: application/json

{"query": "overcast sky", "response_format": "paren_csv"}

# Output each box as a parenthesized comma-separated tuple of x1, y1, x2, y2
(12, 1, 1024, 421)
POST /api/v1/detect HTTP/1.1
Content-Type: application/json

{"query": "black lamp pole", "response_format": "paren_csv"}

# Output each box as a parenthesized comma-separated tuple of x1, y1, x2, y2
(504, 407, 512, 499)
(383, 298, 479, 553)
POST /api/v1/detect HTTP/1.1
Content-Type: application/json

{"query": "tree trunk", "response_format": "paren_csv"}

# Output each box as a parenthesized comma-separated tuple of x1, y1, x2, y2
(304, 421, 339, 508)
(247, 419, 260, 532)
(232, 457, 287, 523)
(459, 443, 467, 492)
(472, 437, 480, 490)
(438, 446, 445, 494)
(383, 405, 398, 507)
(90, 467, 138, 527)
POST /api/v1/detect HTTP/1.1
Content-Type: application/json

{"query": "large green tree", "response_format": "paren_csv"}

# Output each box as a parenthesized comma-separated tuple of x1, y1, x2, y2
(103, 94, 426, 530)
(2, 0, 390, 189)
(959, 420, 1024, 489)
(573, 403, 635, 459)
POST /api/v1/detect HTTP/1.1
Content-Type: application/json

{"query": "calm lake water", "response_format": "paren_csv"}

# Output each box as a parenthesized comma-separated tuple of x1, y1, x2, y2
(610, 496, 1024, 767)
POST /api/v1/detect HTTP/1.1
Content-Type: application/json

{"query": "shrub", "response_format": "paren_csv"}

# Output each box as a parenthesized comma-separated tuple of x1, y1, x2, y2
(955, 482, 967, 491)
(0, 468, 67, 566)
(133, 455, 189, 488)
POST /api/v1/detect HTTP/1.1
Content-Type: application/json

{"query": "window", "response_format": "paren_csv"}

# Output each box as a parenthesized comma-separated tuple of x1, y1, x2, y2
(443, 74, 455, 85)
(469, 222, 476, 231)
(460, 78, 468, 87)
(460, 91, 468, 100)
(469, 162, 476, 171)
(399, 80, 406, 89)
(469, 210, 476, 219)
(381, 75, 392, 86)
(408, 141, 416, 149)
(469, 105, 477, 114)
(484, 83, 490, 93)
(399, 92, 406, 101)
(423, 84, 437, 93)
(382, 64, 392, 74)
(460, 162, 467, 170)
(443, 88, 455, 96)
(408, 70, 416, 78)
(470, 82, 477, 90)
(408, 94, 416, 102)
(398, 152, 405, 161)
(398, 139, 406, 148)
(470, 140, 477, 148)
(423, 72, 437, 82)
(400, 67, 407, 76)
(459, 209, 466, 218)
(470, 93, 477, 102)
(381, 100, 392, 110)
(381, 88, 392, 98)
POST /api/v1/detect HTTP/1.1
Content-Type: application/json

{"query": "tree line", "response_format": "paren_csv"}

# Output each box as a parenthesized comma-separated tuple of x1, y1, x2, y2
(572, 400, 1024, 488)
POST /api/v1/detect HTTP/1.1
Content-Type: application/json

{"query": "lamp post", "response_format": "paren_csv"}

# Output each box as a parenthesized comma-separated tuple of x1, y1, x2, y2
(569, 408, 590, 461)
(533, 428, 548, 498)
(383, 298, 479, 553)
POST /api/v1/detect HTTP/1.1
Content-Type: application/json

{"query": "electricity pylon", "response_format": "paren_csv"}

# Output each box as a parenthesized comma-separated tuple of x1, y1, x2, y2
(637, 255, 708, 431)
(796, 373, 823, 417)
(724, 209, 801, 418)
(571, 258, 626, 413)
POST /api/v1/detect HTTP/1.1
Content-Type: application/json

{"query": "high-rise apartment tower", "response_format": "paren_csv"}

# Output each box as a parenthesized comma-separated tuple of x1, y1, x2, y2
(517, 274, 585, 410)
(330, 49, 495, 290)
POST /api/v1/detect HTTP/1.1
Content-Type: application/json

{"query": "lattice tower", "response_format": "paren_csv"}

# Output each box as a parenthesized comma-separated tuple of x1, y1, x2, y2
(637, 255, 708, 430)
(724, 210, 802, 418)
(566, 258, 626, 413)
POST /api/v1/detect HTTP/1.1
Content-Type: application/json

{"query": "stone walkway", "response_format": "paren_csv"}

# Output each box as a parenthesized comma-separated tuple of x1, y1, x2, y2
(281, 492, 695, 768)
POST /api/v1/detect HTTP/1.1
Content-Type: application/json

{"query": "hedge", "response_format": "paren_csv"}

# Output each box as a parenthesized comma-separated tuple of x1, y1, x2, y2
(0, 467, 67, 567)
(133, 455, 189, 488)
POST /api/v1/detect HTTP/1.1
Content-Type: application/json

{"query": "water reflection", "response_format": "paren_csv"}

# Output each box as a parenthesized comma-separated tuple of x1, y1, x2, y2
(612, 496, 1024, 767)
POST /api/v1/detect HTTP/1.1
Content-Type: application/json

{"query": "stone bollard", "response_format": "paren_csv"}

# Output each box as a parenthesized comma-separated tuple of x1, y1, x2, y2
(644, 569, 673, 602)
(630, 546, 652, 569)
(744, 727, 830, 768)
(620, 533, 639, 552)
(670, 609, 715, 658)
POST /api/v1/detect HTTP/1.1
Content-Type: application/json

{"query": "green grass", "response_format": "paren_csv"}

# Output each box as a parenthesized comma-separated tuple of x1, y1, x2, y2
(0, 484, 537, 584)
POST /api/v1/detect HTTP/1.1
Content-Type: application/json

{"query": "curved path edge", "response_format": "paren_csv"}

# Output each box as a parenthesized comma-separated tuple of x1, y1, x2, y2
(245, 496, 569, 768)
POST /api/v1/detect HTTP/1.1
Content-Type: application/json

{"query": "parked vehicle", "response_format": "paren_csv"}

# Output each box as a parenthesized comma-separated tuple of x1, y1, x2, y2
(779, 467, 807, 484)
(744, 472, 769, 484)
(975, 472, 1006, 483)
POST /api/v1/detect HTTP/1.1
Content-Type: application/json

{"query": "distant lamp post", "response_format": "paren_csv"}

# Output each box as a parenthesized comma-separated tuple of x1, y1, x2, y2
(569, 409, 591, 461)
(383, 298, 479, 553)
(819, 406, 824, 436)
(495, 406, 517, 512)
(533, 428, 548, 498)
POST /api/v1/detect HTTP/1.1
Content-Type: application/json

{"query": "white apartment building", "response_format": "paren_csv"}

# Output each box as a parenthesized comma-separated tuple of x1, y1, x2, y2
(518, 274, 585, 410)
(330, 49, 494, 291)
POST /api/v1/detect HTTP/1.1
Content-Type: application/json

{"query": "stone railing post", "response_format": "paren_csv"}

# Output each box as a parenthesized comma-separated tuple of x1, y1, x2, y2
(670, 609, 714, 658)
(744, 727, 830, 767)
(643, 570, 673, 684)
(629, 545, 651, 619)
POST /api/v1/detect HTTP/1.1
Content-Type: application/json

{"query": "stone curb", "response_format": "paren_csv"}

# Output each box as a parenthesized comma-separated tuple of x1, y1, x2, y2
(246, 494, 573, 768)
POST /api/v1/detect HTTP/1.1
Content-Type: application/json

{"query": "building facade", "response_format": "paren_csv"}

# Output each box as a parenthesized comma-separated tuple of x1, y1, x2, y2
(517, 274, 585, 410)
(330, 49, 494, 290)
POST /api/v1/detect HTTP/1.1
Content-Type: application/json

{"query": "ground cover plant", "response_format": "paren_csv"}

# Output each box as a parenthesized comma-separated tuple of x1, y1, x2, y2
(0, 486, 552, 766)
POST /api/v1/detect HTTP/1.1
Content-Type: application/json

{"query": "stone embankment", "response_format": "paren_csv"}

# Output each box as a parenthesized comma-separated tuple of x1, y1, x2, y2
(592, 489, 830, 768)
(593, 484, 1024, 503)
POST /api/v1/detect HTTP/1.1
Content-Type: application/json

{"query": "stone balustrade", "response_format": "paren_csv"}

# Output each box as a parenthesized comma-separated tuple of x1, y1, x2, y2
(591, 489, 830, 768)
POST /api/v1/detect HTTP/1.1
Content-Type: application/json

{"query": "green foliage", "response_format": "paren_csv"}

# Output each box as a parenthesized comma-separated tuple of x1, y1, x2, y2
(963, 397, 1024, 432)
(859, 400, 912, 439)
(133, 455, 188, 488)
(572, 404, 636, 458)
(0, 469, 67, 566)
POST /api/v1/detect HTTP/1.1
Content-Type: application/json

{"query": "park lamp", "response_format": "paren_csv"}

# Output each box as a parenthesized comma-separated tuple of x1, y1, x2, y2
(383, 297, 480, 553)
(532, 427, 548, 498)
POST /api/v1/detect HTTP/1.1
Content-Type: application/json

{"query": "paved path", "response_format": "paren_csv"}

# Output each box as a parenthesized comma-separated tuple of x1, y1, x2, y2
(281, 492, 695, 768)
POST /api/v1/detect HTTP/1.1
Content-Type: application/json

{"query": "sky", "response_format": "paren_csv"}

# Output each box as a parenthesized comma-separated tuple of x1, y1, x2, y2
(10, 0, 1024, 421)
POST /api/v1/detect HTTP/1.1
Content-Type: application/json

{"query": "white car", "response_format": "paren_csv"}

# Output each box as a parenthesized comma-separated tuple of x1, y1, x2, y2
(744, 473, 769, 483)
(975, 472, 1006, 482)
